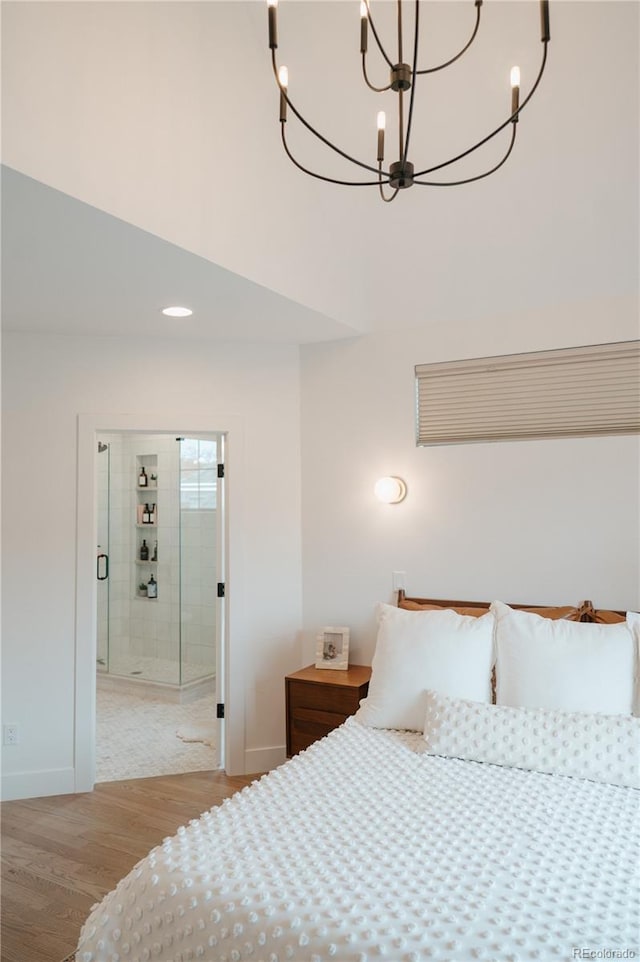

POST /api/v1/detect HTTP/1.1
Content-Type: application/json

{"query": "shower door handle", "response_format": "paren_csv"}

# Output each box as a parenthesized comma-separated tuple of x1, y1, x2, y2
(97, 553, 109, 581)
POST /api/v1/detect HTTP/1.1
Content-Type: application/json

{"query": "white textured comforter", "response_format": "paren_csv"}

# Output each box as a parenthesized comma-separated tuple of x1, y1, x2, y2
(78, 719, 640, 962)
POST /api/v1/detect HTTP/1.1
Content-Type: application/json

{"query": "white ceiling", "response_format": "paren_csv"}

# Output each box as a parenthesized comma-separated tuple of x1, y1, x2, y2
(1, 166, 358, 342)
(1, 1, 638, 343)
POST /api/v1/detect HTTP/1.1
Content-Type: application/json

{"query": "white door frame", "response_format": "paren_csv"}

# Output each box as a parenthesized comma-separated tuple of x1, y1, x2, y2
(75, 412, 246, 791)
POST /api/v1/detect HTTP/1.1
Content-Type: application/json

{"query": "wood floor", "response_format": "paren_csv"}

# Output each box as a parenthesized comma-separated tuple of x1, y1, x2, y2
(0, 768, 257, 962)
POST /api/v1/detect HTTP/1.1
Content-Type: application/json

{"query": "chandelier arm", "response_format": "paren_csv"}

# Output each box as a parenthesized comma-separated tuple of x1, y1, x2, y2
(272, 51, 383, 178)
(362, 53, 393, 93)
(413, 124, 517, 186)
(379, 184, 401, 202)
(413, 40, 548, 178)
(365, 2, 394, 70)
(378, 162, 401, 202)
(281, 125, 390, 187)
(401, 0, 420, 168)
(415, 3, 481, 75)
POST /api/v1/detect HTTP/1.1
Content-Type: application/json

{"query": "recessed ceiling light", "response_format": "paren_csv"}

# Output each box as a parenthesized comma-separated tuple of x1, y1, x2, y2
(162, 306, 193, 317)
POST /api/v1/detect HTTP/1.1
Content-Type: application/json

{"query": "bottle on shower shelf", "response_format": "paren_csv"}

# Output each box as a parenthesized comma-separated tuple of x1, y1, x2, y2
(140, 539, 149, 561)
(152, 540, 158, 562)
(138, 466, 148, 487)
(147, 574, 158, 599)
(142, 503, 151, 524)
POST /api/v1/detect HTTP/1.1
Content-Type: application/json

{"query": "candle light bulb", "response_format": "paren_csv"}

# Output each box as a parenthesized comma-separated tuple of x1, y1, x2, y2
(267, 0, 278, 49)
(510, 66, 520, 122)
(360, 1, 368, 53)
(376, 110, 385, 162)
(278, 65, 288, 122)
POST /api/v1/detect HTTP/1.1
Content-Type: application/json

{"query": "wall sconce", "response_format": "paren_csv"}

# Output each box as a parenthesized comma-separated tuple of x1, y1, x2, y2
(374, 476, 407, 504)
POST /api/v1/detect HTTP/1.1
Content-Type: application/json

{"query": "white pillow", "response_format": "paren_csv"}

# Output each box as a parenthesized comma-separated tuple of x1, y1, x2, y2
(355, 603, 494, 731)
(423, 689, 640, 789)
(626, 611, 640, 712)
(492, 600, 636, 716)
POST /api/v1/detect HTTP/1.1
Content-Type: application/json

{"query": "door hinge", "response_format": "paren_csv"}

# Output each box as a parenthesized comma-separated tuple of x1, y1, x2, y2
(217, 703, 225, 719)
(217, 463, 225, 478)
(217, 582, 225, 598)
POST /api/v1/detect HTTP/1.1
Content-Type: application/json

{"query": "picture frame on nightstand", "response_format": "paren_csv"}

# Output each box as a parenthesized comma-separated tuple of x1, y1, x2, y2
(315, 626, 350, 670)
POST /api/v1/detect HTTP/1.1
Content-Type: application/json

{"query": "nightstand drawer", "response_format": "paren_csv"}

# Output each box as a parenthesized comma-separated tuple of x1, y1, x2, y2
(289, 730, 323, 756)
(289, 708, 348, 757)
(290, 705, 349, 736)
(288, 680, 362, 716)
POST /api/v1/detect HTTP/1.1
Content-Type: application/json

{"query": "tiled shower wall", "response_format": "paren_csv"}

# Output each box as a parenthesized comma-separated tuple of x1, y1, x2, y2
(181, 507, 217, 669)
(97, 433, 216, 684)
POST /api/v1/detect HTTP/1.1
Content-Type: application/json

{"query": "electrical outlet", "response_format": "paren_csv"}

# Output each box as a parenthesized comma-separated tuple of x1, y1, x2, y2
(392, 571, 406, 591)
(3, 724, 19, 746)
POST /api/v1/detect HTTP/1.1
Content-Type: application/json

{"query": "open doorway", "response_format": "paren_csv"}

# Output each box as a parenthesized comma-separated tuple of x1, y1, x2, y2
(94, 432, 224, 781)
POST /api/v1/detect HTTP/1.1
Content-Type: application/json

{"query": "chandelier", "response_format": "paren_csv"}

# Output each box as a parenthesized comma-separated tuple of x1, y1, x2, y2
(267, 0, 550, 202)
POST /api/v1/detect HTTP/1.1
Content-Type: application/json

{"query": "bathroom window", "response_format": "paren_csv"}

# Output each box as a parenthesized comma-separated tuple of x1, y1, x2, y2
(180, 438, 217, 510)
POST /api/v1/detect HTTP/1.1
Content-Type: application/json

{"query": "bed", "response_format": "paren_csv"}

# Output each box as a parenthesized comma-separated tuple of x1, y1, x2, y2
(77, 594, 640, 962)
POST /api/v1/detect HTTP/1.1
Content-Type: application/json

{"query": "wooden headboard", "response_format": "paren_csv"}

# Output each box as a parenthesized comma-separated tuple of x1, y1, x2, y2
(396, 590, 628, 623)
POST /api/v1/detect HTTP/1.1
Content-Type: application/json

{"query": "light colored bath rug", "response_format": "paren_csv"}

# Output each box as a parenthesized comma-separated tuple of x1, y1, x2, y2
(97, 687, 216, 781)
(176, 723, 216, 747)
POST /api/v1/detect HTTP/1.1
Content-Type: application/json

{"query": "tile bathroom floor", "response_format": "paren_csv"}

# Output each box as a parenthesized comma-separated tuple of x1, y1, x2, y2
(98, 651, 208, 685)
(96, 685, 217, 782)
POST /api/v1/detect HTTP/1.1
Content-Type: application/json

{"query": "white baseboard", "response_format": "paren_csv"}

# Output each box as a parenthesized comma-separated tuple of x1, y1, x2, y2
(1, 766, 76, 801)
(244, 745, 286, 775)
(1, 751, 287, 799)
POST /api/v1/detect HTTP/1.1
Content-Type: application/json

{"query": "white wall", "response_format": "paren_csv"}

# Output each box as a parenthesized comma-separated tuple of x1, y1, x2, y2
(300, 294, 640, 666)
(1, 332, 303, 799)
(3, 293, 639, 800)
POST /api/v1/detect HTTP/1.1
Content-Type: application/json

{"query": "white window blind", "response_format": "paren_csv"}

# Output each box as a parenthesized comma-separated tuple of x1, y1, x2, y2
(415, 340, 640, 446)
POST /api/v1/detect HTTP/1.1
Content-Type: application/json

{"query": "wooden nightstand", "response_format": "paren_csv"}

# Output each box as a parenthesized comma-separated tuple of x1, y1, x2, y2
(285, 664, 372, 757)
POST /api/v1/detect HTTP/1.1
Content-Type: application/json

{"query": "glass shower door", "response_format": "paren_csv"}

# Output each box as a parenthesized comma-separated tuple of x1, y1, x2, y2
(179, 438, 218, 686)
(96, 440, 110, 671)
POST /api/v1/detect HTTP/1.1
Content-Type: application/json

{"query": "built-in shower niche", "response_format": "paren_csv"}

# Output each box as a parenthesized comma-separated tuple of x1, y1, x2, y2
(135, 453, 158, 600)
